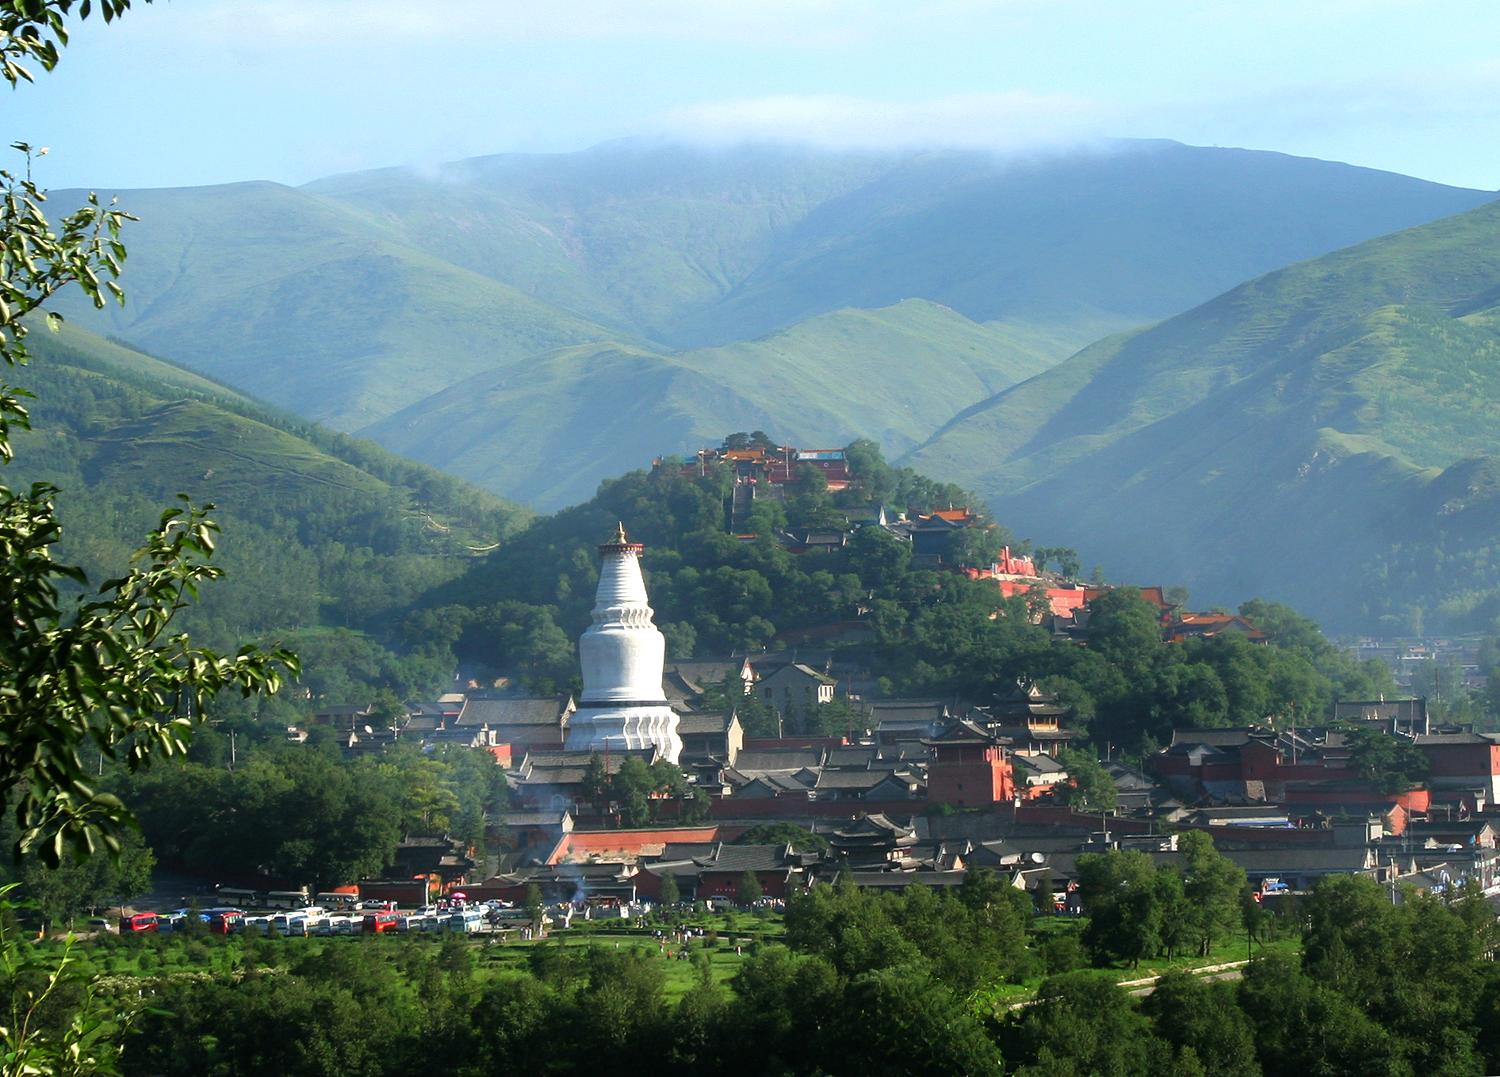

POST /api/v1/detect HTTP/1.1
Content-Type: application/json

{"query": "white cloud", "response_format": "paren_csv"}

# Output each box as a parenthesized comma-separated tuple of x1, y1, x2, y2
(649, 91, 1114, 152)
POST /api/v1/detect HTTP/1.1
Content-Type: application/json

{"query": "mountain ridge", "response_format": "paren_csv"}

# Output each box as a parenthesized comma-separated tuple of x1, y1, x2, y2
(906, 195, 1500, 631)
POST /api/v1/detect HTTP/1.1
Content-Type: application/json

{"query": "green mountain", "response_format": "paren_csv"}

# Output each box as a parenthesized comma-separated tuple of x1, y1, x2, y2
(9, 321, 529, 694)
(42, 182, 629, 429)
(42, 141, 1493, 509)
(906, 197, 1500, 631)
(363, 299, 1061, 508)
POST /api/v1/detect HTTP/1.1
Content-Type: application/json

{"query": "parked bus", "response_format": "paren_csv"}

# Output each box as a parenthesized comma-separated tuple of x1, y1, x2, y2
(271, 913, 310, 936)
(316, 892, 361, 911)
(361, 912, 401, 934)
(120, 911, 158, 933)
(448, 909, 486, 933)
(217, 888, 259, 907)
(207, 910, 242, 935)
(265, 889, 311, 909)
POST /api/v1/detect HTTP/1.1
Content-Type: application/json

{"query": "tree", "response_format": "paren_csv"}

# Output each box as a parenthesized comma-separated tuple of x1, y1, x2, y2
(732, 823, 829, 854)
(1141, 971, 1261, 1077)
(0, 2, 295, 868)
(1006, 971, 1171, 1077)
(1, 884, 132, 1077)
(736, 870, 763, 906)
(1175, 831, 1247, 957)
(1342, 725, 1428, 794)
(1057, 748, 1117, 812)
(657, 871, 680, 910)
(1077, 849, 1161, 967)
(10, 827, 153, 930)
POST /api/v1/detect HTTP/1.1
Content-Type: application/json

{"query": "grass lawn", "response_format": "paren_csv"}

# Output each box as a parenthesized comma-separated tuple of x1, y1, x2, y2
(54, 911, 785, 1003)
(473, 933, 756, 1001)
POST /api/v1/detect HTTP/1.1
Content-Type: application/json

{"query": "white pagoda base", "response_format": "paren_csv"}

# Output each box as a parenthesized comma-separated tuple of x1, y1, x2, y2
(565, 703, 682, 763)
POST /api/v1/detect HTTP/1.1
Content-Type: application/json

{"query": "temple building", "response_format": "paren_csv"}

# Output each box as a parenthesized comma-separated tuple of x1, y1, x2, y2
(563, 524, 682, 763)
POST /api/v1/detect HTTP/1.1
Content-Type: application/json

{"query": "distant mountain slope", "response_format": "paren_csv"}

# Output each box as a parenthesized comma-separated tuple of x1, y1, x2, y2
(306, 140, 1495, 349)
(907, 197, 1500, 631)
(363, 299, 1061, 508)
(664, 142, 1497, 347)
(42, 182, 630, 429)
(302, 142, 894, 344)
(39, 140, 1494, 509)
(12, 322, 529, 653)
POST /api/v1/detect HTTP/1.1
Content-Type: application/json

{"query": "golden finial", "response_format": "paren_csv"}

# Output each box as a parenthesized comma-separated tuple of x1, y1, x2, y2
(611, 521, 629, 545)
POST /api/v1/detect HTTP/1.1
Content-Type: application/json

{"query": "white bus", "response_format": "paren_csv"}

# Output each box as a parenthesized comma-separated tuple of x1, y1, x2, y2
(448, 909, 486, 933)
(265, 889, 311, 909)
(316, 892, 362, 911)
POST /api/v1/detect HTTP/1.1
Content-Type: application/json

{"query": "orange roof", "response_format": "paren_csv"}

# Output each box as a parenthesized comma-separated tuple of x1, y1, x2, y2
(1084, 585, 1173, 611)
(930, 508, 973, 521)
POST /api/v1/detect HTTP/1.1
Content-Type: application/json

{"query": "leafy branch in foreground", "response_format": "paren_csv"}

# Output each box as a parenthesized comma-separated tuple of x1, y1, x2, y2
(0, 60, 294, 864)
(0, 492, 298, 863)
(0, 1, 137, 87)
(0, 884, 130, 1077)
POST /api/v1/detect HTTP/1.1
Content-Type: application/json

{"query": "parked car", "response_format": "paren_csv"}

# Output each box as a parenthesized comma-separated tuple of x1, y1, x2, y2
(86, 917, 117, 935)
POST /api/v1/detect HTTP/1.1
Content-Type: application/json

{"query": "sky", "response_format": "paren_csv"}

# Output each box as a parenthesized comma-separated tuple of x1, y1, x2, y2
(8, 0, 1500, 191)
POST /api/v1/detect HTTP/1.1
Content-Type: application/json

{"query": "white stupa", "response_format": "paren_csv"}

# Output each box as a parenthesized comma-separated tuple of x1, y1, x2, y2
(563, 523, 682, 763)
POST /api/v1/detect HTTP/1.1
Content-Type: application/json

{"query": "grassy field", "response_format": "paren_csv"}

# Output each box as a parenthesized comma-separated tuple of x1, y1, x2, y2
(50, 910, 786, 1003)
(52, 909, 1305, 1014)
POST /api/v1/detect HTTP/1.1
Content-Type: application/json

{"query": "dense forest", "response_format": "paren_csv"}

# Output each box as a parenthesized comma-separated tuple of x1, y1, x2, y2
(8, 859, 1493, 1076)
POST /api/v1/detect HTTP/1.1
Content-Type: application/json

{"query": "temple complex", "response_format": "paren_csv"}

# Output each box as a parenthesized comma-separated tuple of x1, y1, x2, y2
(563, 523, 682, 763)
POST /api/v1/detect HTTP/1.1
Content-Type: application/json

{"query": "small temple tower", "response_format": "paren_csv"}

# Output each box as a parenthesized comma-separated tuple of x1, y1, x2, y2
(563, 523, 682, 763)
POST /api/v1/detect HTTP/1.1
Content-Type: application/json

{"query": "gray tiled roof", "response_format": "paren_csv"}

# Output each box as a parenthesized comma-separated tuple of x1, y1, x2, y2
(734, 749, 823, 772)
(677, 713, 731, 736)
(458, 696, 569, 727)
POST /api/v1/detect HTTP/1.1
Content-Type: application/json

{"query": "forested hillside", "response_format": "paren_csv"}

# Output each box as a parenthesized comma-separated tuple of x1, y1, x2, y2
(417, 443, 1392, 752)
(4, 320, 1392, 750)
(9, 322, 530, 704)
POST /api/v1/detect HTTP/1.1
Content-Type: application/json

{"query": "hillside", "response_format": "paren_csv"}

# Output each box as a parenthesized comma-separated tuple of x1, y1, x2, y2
(41, 140, 1494, 508)
(40, 182, 631, 429)
(9, 322, 530, 696)
(365, 299, 1061, 508)
(906, 196, 1500, 631)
